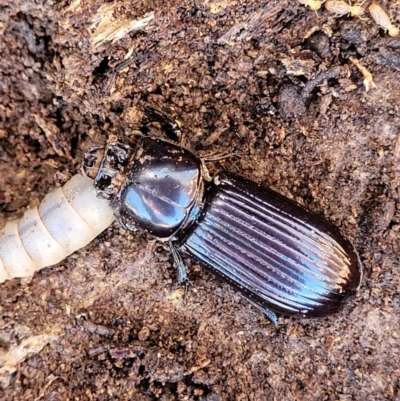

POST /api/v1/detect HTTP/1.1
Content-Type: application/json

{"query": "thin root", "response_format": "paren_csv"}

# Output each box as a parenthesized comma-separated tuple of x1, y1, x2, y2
(349, 57, 376, 92)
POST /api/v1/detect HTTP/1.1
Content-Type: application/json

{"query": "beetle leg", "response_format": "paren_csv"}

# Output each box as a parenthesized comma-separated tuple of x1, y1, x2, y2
(169, 241, 190, 284)
(200, 160, 213, 182)
(169, 241, 193, 304)
(143, 105, 183, 143)
(244, 297, 278, 326)
(119, 219, 138, 232)
(263, 309, 278, 326)
(200, 152, 246, 182)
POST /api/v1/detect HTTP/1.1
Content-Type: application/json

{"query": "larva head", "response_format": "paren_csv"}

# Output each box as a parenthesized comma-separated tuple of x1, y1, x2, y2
(82, 136, 136, 200)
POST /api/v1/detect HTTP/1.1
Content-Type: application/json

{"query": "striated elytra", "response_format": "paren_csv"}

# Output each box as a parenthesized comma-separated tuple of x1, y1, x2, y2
(180, 172, 362, 319)
(83, 131, 362, 323)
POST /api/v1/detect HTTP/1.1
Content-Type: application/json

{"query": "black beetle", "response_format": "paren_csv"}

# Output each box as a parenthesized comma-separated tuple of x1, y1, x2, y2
(83, 109, 362, 323)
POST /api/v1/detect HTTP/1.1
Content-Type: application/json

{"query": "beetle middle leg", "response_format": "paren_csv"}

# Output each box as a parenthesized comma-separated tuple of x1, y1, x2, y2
(169, 241, 192, 303)
(242, 297, 278, 326)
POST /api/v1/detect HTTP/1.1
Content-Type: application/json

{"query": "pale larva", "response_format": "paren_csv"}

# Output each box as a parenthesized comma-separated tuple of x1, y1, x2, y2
(0, 174, 115, 283)
(325, 1, 366, 18)
(299, 0, 325, 11)
(369, 3, 400, 37)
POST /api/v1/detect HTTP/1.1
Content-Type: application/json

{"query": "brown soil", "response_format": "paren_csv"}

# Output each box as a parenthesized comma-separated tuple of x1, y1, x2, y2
(1, 0, 399, 400)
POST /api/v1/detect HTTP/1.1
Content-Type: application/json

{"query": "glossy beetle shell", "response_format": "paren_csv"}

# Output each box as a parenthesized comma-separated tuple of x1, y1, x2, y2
(114, 138, 203, 238)
(85, 136, 362, 319)
(179, 172, 362, 317)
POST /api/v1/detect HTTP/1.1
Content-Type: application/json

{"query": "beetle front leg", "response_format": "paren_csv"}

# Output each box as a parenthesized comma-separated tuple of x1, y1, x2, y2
(169, 241, 188, 284)
(143, 105, 183, 143)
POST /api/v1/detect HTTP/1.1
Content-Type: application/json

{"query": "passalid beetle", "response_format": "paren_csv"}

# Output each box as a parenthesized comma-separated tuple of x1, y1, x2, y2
(83, 108, 362, 323)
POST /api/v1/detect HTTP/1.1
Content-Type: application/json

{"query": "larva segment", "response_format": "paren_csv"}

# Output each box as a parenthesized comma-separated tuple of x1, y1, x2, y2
(0, 221, 37, 280)
(0, 174, 115, 283)
(63, 175, 115, 234)
(18, 207, 67, 267)
(38, 187, 95, 253)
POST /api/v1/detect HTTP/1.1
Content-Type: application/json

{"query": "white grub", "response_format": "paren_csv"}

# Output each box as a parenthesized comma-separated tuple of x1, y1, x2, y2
(0, 175, 115, 283)
(369, 4, 400, 37)
(349, 57, 376, 92)
(90, 3, 154, 48)
(299, 0, 325, 11)
(325, 1, 366, 18)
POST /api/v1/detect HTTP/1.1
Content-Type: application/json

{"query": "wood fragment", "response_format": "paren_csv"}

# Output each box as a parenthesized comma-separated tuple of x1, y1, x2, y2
(90, 4, 154, 48)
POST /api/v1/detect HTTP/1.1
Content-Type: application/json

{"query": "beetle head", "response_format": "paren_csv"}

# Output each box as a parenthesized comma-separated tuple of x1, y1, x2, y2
(82, 147, 105, 180)
(82, 136, 136, 200)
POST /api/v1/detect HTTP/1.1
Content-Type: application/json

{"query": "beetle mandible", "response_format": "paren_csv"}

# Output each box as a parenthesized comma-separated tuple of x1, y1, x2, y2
(83, 107, 363, 324)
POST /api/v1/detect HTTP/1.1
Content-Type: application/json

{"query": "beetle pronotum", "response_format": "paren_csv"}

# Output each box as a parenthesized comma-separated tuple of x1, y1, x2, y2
(369, 3, 400, 37)
(0, 174, 114, 283)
